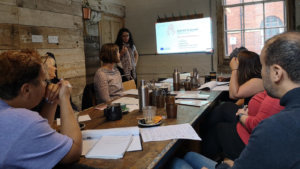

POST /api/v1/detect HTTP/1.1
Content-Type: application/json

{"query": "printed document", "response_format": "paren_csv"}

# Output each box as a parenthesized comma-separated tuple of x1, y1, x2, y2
(140, 123, 201, 142)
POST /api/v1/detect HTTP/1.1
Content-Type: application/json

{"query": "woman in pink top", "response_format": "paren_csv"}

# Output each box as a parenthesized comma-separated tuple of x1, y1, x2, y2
(202, 91, 284, 161)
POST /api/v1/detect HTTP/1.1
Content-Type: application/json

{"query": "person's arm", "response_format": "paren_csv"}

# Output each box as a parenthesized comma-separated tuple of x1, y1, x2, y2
(244, 96, 283, 132)
(229, 58, 264, 99)
(134, 48, 139, 65)
(94, 70, 111, 102)
(58, 80, 82, 164)
(39, 83, 60, 125)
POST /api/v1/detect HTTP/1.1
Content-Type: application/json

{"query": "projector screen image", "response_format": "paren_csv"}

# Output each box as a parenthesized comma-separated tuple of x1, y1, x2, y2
(156, 17, 213, 54)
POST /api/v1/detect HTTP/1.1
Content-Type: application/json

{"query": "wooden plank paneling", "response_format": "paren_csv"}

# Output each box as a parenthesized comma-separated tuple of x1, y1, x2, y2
(0, 24, 83, 49)
(17, 0, 82, 17)
(18, 7, 82, 29)
(18, 26, 83, 49)
(0, 24, 19, 49)
(0, 4, 19, 24)
(0, 0, 16, 6)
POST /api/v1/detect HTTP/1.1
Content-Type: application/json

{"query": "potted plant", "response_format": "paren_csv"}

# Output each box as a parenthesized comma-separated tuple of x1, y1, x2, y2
(82, 0, 91, 20)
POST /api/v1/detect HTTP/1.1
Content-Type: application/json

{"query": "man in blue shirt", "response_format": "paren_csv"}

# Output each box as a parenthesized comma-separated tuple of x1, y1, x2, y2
(171, 32, 300, 169)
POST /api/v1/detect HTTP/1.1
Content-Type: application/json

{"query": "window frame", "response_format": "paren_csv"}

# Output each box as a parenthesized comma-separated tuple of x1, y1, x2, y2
(217, 0, 295, 66)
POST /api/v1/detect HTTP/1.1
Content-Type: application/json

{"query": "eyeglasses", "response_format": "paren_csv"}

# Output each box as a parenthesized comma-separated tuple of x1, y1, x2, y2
(42, 55, 50, 65)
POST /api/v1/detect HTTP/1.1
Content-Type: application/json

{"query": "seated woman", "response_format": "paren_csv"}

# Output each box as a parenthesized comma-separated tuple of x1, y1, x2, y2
(202, 91, 284, 161)
(94, 43, 123, 104)
(0, 49, 81, 168)
(201, 50, 265, 159)
(32, 52, 78, 119)
(229, 50, 264, 103)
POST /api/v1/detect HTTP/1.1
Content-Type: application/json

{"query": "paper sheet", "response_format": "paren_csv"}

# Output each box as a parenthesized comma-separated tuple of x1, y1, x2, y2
(140, 123, 201, 142)
(122, 89, 139, 95)
(198, 81, 229, 91)
(112, 97, 139, 105)
(175, 93, 210, 100)
(175, 99, 209, 107)
(56, 114, 91, 126)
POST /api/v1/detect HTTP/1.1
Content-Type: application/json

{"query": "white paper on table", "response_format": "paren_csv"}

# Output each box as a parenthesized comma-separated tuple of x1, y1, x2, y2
(81, 126, 142, 156)
(140, 123, 201, 142)
(198, 81, 229, 91)
(56, 114, 91, 126)
(85, 135, 133, 159)
(126, 104, 139, 112)
(122, 89, 138, 95)
(175, 93, 210, 100)
(112, 97, 139, 105)
(175, 99, 209, 107)
(212, 85, 229, 91)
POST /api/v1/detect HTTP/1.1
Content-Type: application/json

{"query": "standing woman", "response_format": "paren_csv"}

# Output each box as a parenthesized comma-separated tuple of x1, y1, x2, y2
(94, 43, 123, 104)
(115, 28, 139, 83)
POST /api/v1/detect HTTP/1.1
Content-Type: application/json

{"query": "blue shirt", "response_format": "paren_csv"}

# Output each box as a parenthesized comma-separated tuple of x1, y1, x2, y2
(0, 100, 72, 169)
(221, 87, 300, 169)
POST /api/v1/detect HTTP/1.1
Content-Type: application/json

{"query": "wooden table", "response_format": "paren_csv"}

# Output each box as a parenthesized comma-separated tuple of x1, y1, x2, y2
(77, 91, 223, 169)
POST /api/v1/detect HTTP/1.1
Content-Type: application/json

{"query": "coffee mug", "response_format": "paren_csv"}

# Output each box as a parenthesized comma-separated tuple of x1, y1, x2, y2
(104, 103, 122, 121)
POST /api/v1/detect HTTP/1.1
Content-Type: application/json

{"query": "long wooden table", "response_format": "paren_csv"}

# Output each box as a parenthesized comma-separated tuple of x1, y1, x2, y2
(77, 91, 223, 169)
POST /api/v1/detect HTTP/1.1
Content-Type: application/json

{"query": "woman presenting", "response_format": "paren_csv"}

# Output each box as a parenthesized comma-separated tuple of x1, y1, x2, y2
(115, 28, 139, 83)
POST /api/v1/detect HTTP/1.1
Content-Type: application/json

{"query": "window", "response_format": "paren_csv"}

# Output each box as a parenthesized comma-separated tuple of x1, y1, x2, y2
(222, 0, 286, 57)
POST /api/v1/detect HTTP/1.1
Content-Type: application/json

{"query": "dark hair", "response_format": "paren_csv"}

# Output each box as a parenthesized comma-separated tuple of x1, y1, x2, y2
(229, 47, 248, 60)
(115, 28, 135, 50)
(237, 50, 262, 85)
(264, 32, 300, 82)
(100, 43, 120, 63)
(0, 49, 42, 100)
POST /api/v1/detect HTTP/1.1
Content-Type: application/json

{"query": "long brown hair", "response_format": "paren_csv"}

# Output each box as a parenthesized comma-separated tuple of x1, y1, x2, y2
(237, 50, 262, 85)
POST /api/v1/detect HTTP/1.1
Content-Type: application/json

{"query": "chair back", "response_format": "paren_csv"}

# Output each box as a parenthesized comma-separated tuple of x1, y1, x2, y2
(122, 79, 137, 91)
(82, 83, 96, 110)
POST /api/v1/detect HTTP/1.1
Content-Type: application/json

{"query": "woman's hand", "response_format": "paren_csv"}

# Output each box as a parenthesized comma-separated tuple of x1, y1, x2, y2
(58, 80, 72, 104)
(44, 83, 60, 104)
(230, 57, 239, 70)
(120, 45, 128, 57)
(236, 107, 249, 116)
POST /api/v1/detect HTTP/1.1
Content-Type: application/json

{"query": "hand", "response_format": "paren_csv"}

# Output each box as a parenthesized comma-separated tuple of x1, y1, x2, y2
(201, 167, 208, 169)
(223, 158, 234, 167)
(120, 46, 128, 56)
(44, 83, 60, 104)
(236, 108, 248, 116)
(230, 57, 239, 70)
(58, 80, 72, 102)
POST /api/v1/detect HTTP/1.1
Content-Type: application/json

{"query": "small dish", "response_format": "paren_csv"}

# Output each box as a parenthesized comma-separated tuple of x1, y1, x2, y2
(138, 119, 162, 127)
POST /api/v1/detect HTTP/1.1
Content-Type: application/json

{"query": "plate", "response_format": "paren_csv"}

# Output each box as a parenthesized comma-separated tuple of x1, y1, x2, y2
(138, 119, 162, 127)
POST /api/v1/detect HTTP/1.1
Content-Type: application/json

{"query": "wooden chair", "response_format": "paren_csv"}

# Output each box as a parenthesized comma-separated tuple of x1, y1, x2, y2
(122, 79, 137, 91)
(81, 83, 96, 110)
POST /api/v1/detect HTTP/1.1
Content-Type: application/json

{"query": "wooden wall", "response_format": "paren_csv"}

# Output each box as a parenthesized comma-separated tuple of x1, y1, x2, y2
(0, 0, 85, 109)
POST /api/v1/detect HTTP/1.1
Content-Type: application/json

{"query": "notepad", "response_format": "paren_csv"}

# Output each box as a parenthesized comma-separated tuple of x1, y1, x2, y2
(82, 126, 142, 159)
(85, 135, 133, 159)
